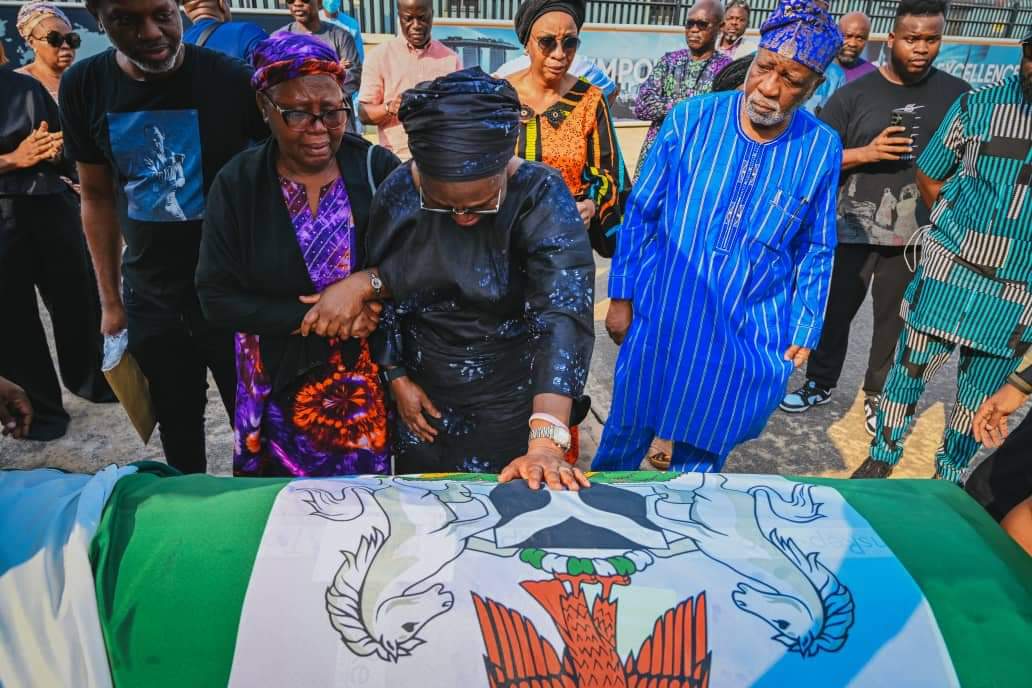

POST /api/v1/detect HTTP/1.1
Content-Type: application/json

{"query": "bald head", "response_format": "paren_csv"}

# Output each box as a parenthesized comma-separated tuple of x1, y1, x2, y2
(690, 0, 724, 24)
(398, 0, 434, 48)
(838, 11, 871, 67)
(183, 0, 229, 23)
(398, 0, 433, 12)
(840, 11, 871, 33)
(684, 0, 723, 56)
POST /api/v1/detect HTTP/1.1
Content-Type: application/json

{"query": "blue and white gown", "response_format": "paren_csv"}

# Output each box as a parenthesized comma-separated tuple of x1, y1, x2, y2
(595, 91, 841, 470)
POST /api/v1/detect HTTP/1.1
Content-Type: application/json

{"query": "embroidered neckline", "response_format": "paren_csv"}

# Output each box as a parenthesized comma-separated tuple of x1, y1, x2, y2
(520, 78, 592, 130)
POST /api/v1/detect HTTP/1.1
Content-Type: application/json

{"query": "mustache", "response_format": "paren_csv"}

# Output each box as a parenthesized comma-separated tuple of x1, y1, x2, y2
(747, 93, 782, 112)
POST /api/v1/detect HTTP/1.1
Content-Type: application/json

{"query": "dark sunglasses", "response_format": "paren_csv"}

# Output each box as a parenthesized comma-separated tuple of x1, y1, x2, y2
(536, 34, 581, 54)
(260, 92, 350, 131)
(35, 30, 81, 49)
(685, 19, 713, 30)
(1023, 40, 1032, 60)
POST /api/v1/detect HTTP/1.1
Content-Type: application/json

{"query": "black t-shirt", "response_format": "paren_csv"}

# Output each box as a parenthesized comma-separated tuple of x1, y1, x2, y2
(820, 68, 969, 246)
(60, 45, 268, 307)
(0, 69, 69, 196)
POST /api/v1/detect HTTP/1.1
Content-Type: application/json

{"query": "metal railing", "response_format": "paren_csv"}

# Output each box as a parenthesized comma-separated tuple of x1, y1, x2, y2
(59, 0, 1032, 38)
(243, 0, 1032, 38)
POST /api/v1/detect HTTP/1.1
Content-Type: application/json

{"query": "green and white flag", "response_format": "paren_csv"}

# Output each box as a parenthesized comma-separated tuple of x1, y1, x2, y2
(3, 466, 1031, 687)
(228, 473, 955, 686)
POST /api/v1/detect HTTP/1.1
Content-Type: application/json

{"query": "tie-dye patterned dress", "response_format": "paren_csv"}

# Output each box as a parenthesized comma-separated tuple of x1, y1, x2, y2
(233, 176, 389, 477)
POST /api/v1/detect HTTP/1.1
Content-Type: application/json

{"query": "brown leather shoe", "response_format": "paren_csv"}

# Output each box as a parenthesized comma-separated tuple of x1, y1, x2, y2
(850, 458, 894, 479)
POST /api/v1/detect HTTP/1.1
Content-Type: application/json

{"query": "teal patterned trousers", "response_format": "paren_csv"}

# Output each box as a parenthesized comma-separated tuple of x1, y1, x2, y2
(870, 325, 1024, 483)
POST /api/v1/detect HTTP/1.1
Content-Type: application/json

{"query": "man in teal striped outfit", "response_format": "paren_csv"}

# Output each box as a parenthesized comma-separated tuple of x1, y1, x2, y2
(854, 34, 1032, 483)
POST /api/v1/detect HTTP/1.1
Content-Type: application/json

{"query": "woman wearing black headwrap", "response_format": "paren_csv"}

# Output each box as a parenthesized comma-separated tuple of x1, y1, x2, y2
(506, 0, 627, 258)
(365, 67, 595, 490)
(711, 51, 755, 92)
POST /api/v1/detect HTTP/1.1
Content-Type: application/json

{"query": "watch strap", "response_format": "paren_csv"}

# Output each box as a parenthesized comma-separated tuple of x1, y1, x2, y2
(528, 425, 571, 452)
(382, 366, 408, 383)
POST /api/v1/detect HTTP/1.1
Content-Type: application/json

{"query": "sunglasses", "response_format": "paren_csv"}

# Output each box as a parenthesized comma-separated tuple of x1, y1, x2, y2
(34, 30, 81, 49)
(260, 92, 350, 131)
(685, 19, 713, 30)
(1024, 40, 1032, 60)
(536, 35, 581, 54)
(420, 187, 503, 217)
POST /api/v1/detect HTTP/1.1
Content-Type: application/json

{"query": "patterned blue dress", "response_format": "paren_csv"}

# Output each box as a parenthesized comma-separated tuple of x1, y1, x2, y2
(597, 92, 841, 464)
(366, 161, 595, 473)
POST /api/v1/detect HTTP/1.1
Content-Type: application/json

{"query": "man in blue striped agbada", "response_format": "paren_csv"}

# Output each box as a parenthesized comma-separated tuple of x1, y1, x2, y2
(594, 0, 843, 472)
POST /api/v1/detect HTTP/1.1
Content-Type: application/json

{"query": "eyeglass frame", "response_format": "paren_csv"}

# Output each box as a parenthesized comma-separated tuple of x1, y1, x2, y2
(419, 187, 503, 217)
(32, 30, 81, 49)
(535, 34, 581, 55)
(259, 91, 351, 131)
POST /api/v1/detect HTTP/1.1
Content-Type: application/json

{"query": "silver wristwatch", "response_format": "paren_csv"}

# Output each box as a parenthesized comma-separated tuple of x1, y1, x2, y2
(368, 271, 383, 298)
(528, 424, 572, 452)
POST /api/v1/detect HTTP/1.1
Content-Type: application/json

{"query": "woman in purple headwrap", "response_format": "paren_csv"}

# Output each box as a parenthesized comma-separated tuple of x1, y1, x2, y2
(196, 33, 401, 477)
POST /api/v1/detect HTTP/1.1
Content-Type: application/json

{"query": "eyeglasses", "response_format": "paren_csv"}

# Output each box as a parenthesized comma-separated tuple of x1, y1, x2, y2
(260, 92, 350, 131)
(33, 30, 81, 49)
(536, 35, 581, 54)
(419, 187, 503, 216)
(684, 19, 713, 30)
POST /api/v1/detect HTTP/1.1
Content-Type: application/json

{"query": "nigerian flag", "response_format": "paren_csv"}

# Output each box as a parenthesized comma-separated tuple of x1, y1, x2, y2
(2, 464, 1030, 687)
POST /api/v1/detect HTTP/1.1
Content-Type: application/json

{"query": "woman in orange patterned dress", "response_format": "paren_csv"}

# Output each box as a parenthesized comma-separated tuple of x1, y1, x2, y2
(504, 0, 629, 462)
(505, 0, 625, 257)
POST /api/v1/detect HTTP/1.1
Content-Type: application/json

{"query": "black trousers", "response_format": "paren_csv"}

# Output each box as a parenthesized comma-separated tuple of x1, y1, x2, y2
(0, 192, 113, 440)
(807, 243, 915, 395)
(125, 286, 235, 474)
(965, 411, 1032, 522)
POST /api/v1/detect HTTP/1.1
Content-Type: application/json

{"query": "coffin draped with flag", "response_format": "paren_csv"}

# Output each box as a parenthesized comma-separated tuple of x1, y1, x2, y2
(2, 463, 1030, 687)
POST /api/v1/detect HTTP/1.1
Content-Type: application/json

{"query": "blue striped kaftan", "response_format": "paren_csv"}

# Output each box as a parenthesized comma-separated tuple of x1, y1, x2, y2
(601, 91, 841, 459)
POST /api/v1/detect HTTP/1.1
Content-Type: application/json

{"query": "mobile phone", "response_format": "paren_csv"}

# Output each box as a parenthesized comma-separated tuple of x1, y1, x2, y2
(890, 107, 922, 162)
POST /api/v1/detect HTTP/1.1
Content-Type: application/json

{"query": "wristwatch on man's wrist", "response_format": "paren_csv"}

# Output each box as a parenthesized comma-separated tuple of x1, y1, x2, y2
(528, 424, 571, 452)
(381, 366, 407, 386)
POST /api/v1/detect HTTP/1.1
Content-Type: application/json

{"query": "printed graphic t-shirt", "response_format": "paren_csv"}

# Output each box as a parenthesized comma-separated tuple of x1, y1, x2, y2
(820, 68, 969, 246)
(60, 46, 267, 308)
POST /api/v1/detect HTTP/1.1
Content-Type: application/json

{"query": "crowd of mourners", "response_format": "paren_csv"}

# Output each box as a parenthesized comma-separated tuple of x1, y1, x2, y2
(0, 0, 1030, 552)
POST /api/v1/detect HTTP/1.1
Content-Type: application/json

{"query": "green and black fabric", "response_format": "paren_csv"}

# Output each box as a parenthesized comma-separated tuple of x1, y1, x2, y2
(909, 75, 1032, 357)
(870, 324, 1024, 481)
(869, 75, 1032, 480)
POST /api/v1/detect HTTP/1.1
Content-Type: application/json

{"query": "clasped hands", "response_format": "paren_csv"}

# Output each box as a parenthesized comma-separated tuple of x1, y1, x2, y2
(11, 122, 63, 169)
(298, 271, 381, 339)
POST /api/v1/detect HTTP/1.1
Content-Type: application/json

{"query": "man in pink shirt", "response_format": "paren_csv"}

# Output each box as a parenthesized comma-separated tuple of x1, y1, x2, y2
(358, 0, 461, 159)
